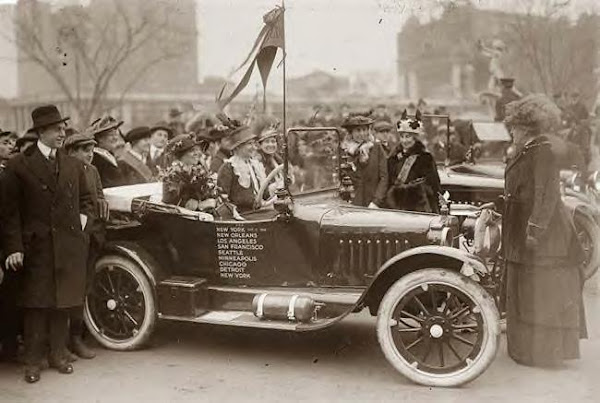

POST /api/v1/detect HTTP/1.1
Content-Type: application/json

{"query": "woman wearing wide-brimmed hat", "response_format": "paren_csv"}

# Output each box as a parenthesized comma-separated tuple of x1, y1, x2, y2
(161, 134, 218, 212)
(502, 94, 587, 367)
(217, 126, 269, 212)
(340, 114, 388, 208)
(385, 110, 442, 213)
(256, 126, 283, 175)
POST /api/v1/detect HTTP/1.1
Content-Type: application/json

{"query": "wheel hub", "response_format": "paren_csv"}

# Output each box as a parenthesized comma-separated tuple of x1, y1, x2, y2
(106, 299, 117, 311)
(423, 316, 450, 339)
(429, 324, 444, 338)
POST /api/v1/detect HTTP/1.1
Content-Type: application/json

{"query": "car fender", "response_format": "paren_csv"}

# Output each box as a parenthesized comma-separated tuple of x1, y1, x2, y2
(359, 246, 487, 316)
(101, 241, 165, 287)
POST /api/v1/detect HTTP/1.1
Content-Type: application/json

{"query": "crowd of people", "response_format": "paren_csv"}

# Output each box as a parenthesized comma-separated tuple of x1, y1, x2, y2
(0, 85, 596, 383)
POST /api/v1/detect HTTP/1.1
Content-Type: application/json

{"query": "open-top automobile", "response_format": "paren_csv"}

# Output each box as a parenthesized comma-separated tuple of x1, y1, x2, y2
(85, 127, 500, 387)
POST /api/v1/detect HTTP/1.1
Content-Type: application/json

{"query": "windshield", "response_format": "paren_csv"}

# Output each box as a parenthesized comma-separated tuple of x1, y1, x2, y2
(287, 128, 340, 194)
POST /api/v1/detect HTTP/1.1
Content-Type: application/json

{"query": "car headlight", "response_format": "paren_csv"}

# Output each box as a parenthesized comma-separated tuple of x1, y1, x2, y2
(568, 172, 583, 192)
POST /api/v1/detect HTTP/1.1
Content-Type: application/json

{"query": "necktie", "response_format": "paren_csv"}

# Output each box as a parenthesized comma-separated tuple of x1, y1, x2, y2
(47, 149, 58, 177)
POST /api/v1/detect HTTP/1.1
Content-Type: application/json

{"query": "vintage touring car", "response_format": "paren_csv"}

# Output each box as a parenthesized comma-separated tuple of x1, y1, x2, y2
(85, 127, 500, 387)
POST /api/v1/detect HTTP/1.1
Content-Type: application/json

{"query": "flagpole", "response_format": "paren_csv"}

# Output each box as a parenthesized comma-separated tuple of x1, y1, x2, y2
(281, 0, 289, 187)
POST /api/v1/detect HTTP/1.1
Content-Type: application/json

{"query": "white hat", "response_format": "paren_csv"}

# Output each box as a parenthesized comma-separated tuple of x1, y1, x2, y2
(396, 109, 424, 135)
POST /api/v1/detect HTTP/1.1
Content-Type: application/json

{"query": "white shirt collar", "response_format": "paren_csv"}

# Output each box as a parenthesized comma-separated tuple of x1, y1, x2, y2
(37, 140, 55, 159)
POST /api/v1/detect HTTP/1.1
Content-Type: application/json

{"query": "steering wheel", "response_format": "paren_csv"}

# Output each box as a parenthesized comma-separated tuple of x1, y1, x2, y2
(254, 164, 284, 207)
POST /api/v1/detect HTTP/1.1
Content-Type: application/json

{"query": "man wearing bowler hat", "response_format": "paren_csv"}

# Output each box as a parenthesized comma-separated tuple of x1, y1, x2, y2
(119, 126, 154, 185)
(1, 105, 94, 383)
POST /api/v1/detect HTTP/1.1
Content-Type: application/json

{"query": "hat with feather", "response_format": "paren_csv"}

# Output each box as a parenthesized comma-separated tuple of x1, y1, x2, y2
(396, 109, 424, 136)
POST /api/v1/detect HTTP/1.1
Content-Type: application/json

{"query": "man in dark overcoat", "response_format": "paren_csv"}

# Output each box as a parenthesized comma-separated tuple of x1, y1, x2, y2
(2, 105, 94, 383)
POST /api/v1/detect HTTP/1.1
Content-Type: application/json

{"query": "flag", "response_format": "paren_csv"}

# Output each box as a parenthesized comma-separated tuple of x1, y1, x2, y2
(217, 6, 285, 110)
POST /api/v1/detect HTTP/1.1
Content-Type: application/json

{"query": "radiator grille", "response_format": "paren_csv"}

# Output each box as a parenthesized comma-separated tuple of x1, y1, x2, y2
(329, 233, 409, 282)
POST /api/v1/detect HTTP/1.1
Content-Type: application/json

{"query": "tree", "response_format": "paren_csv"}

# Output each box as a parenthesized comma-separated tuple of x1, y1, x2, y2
(504, 0, 598, 102)
(8, 0, 195, 126)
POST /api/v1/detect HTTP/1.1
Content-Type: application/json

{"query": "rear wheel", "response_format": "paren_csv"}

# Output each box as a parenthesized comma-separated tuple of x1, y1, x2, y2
(376, 268, 500, 387)
(84, 255, 157, 351)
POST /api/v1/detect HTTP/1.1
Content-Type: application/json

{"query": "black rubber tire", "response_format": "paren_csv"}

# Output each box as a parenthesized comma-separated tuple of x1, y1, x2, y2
(84, 255, 157, 351)
(376, 268, 500, 387)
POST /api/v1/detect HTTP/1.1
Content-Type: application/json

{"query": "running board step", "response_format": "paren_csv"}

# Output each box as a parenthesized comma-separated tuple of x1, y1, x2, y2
(158, 310, 335, 331)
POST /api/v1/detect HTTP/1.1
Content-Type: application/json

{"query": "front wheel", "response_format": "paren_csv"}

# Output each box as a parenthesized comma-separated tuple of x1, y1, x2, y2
(573, 213, 600, 280)
(84, 255, 157, 351)
(376, 268, 500, 387)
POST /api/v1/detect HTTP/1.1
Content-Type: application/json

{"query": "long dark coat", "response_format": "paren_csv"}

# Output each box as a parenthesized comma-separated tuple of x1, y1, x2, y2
(386, 141, 441, 213)
(503, 136, 579, 264)
(92, 149, 125, 188)
(82, 163, 106, 290)
(346, 143, 388, 207)
(1, 146, 93, 308)
(503, 135, 586, 365)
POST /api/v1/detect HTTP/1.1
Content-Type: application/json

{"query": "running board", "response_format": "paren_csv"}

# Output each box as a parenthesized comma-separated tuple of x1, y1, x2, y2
(158, 310, 335, 331)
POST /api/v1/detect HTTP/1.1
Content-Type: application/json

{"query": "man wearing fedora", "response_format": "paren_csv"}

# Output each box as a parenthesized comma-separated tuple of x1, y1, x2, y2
(1, 105, 94, 383)
(120, 126, 154, 185)
(147, 122, 173, 176)
(89, 115, 126, 188)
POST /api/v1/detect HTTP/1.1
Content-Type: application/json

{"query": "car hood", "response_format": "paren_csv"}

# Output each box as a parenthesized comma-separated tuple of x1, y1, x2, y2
(293, 189, 441, 237)
(438, 168, 505, 189)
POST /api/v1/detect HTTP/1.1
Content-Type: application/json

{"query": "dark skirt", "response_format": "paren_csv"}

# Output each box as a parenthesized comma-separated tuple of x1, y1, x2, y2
(506, 261, 587, 366)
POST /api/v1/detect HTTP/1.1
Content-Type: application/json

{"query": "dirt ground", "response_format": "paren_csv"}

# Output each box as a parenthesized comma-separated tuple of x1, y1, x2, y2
(0, 291, 599, 403)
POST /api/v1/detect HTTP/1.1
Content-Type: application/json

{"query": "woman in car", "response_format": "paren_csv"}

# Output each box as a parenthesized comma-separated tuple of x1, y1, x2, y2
(340, 115, 388, 208)
(386, 110, 442, 213)
(217, 125, 271, 212)
(256, 126, 283, 175)
(161, 133, 218, 212)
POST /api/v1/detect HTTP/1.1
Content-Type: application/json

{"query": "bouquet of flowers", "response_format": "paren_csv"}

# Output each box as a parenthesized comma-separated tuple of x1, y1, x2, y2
(160, 161, 219, 209)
